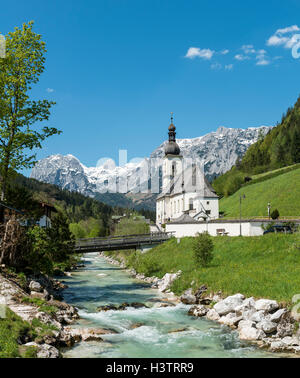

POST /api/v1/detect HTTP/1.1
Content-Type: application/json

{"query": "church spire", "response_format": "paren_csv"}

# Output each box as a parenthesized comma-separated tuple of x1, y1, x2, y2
(168, 112, 176, 142)
(165, 113, 181, 156)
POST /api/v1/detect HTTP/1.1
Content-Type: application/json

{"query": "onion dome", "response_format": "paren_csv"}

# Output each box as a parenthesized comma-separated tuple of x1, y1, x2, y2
(165, 113, 181, 156)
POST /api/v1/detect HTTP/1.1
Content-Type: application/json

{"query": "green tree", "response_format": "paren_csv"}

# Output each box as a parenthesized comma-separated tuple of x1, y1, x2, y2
(192, 232, 214, 268)
(0, 21, 60, 206)
(26, 226, 53, 275)
(271, 209, 280, 220)
(47, 212, 75, 263)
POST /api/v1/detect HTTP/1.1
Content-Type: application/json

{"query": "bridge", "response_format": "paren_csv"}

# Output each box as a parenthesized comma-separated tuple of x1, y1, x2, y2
(75, 232, 174, 253)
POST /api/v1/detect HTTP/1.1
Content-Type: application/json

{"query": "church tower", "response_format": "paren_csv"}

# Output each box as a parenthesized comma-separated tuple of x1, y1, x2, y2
(162, 113, 183, 192)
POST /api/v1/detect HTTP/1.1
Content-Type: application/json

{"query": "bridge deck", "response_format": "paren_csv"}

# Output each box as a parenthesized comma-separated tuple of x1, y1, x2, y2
(75, 232, 173, 253)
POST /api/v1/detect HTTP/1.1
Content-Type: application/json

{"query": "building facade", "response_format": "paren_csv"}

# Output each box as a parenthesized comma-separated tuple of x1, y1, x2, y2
(156, 117, 219, 227)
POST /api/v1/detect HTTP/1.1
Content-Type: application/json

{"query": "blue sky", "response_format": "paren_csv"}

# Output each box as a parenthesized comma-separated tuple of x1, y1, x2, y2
(1, 0, 300, 174)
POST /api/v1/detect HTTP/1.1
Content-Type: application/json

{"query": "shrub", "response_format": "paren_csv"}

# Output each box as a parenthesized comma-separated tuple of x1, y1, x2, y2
(192, 232, 214, 267)
(271, 209, 280, 220)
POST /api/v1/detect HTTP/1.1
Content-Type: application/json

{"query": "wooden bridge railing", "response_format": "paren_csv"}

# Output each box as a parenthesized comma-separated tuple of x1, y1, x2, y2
(75, 232, 174, 252)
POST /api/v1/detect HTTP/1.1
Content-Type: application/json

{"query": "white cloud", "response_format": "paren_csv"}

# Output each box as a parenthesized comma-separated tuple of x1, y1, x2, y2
(241, 45, 256, 54)
(256, 59, 270, 66)
(225, 64, 233, 70)
(276, 25, 300, 35)
(211, 62, 222, 70)
(256, 50, 271, 66)
(234, 54, 249, 61)
(185, 47, 214, 60)
(46, 88, 54, 93)
(220, 49, 229, 55)
(267, 25, 300, 48)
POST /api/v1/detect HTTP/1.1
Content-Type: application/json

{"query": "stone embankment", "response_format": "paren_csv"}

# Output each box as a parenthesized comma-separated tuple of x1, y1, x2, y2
(100, 253, 300, 355)
(0, 271, 79, 358)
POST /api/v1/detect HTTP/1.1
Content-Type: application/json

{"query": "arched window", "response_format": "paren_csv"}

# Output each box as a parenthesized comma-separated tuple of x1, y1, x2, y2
(189, 198, 194, 211)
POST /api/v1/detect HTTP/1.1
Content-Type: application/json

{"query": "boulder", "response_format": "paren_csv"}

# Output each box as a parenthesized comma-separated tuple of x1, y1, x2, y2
(180, 289, 197, 305)
(213, 294, 245, 316)
(238, 320, 265, 341)
(270, 340, 285, 352)
(157, 273, 179, 292)
(250, 310, 270, 323)
(254, 299, 279, 313)
(270, 309, 287, 323)
(219, 313, 243, 328)
(188, 305, 208, 317)
(29, 281, 43, 293)
(206, 309, 221, 322)
(36, 344, 60, 358)
(256, 320, 278, 334)
(235, 297, 256, 315)
(194, 285, 208, 301)
(276, 313, 295, 338)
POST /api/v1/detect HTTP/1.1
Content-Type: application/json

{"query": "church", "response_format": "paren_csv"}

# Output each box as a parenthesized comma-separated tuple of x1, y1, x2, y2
(156, 116, 219, 228)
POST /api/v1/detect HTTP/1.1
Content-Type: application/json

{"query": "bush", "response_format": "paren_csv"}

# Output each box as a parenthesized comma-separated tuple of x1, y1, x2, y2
(271, 209, 280, 220)
(192, 232, 214, 267)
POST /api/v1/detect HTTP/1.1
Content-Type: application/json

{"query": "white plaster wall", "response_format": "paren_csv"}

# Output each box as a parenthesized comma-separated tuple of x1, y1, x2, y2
(166, 222, 264, 238)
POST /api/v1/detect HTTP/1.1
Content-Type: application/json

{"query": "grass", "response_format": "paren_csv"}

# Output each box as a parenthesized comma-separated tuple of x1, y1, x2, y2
(220, 167, 300, 218)
(0, 306, 60, 358)
(21, 297, 59, 315)
(118, 234, 300, 303)
(0, 308, 36, 358)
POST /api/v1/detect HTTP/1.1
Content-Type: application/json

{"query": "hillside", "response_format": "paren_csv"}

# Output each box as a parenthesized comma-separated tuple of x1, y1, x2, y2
(219, 166, 300, 219)
(107, 234, 300, 303)
(213, 95, 300, 198)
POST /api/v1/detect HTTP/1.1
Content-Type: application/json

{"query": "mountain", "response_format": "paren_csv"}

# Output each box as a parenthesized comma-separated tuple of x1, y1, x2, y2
(212, 96, 300, 198)
(30, 126, 272, 210)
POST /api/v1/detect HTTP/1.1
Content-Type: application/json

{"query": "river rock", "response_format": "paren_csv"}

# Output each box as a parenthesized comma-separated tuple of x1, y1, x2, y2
(250, 310, 270, 323)
(206, 309, 221, 321)
(276, 312, 295, 338)
(157, 273, 179, 292)
(188, 305, 208, 317)
(64, 327, 115, 342)
(35, 312, 62, 330)
(235, 297, 256, 316)
(36, 344, 60, 358)
(219, 313, 243, 328)
(130, 302, 148, 309)
(29, 281, 43, 293)
(238, 320, 265, 341)
(180, 289, 197, 305)
(97, 305, 118, 312)
(254, 299, 279, 313)
(256, 320, 278, 334)
(270, 309, 287, 323)
(194, 285, 208, 301)
(213, 294, 245, 316)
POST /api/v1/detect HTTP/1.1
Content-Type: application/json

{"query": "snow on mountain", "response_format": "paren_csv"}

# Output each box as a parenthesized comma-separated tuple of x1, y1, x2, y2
(30, 126, 272, 204)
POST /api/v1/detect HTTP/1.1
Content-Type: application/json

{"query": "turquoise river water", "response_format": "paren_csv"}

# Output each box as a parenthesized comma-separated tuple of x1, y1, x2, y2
(62, 253, 279, 358)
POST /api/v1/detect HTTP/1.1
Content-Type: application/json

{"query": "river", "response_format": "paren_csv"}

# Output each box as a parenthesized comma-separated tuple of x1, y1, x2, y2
(61, 253, 278, 358)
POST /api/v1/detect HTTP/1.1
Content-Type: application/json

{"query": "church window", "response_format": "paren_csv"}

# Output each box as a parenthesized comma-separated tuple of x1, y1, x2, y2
(189, 198, 194, 210)
(192, 163, 197, 186)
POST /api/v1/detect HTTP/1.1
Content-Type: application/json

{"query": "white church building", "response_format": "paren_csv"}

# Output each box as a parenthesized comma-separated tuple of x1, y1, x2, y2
(156, 116, 219, 228)
(155, 116, 298, 238)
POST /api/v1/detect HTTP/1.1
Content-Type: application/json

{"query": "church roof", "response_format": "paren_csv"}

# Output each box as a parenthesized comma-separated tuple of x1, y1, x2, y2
(168, 213, 199, 224)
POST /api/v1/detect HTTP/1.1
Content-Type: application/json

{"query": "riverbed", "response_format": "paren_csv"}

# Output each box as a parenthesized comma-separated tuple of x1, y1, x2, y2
(62, 253, 278, 358)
